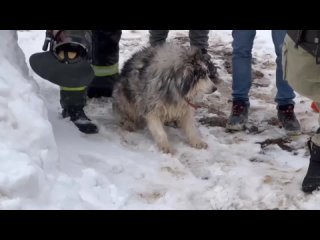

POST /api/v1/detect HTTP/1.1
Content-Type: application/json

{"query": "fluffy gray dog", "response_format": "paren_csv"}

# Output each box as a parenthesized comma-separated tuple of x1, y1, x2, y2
(113, 44, 218, 154)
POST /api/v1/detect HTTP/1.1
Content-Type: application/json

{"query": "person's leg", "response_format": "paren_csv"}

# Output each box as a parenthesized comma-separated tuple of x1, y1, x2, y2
(52, 30, 98, 134)
(88, 30, 122, 98)
(60, 87, 98, 134)
(231, 30, 256, 104)
(283, 34, 320, 192)
(226, 30, 256, 131)
(272, 30, 301, 134)
(189, 30, 209, 49)
(149, 30, 170, 47)
(272, 30, 296, 105)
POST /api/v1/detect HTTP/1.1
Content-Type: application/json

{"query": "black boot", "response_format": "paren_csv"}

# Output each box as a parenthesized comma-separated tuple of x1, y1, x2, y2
(62, 106, 98, 134)
(302, 138, 320, 193)
(87, 74, 119, 98)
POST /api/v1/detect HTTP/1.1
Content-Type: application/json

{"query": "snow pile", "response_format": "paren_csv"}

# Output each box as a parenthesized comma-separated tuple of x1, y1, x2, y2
(0, 30, 57, 208)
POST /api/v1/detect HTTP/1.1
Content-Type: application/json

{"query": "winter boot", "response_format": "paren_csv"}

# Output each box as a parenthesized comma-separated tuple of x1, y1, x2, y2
(62, 106, 98, 134)
(277, 104, 301, 135)
(302, 135, 320, 193)
(226, 100, 249, 131)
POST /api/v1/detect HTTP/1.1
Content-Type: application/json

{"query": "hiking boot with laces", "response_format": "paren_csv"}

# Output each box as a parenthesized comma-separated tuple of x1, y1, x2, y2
(277, 104, 301, 135)
(226, 100, 249, 131)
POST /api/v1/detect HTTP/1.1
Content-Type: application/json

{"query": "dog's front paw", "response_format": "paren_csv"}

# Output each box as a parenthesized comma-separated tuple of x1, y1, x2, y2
(158, 143, 175, 155)
(190, 140, 208, 149)
(120, 121, 137, 132)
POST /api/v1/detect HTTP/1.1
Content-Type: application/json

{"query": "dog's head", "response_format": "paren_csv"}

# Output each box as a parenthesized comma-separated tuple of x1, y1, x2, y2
(178, 48, 217, 100)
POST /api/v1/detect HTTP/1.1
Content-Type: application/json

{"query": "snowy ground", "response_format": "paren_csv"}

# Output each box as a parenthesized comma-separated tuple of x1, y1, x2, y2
(1, 30, 320, 209)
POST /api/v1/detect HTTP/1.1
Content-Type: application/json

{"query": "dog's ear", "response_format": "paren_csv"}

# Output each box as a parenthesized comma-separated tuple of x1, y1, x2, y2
(188, 48, 203, 62)
(181, 64, 194, 96)
(194, 48, 203, 61)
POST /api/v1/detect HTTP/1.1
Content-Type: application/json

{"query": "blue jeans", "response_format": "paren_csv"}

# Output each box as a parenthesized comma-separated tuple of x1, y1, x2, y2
(232, 30, 295, 107)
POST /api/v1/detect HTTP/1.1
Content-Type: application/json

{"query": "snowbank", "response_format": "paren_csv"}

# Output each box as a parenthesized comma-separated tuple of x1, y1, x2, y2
(0, 30, 57, 207)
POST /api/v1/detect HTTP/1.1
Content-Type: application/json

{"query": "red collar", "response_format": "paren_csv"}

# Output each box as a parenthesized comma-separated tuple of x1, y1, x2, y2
(184, 98, 199, 110)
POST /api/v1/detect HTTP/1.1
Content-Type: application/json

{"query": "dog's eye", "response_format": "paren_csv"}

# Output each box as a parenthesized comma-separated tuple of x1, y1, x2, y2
(200, 71, 207, 79)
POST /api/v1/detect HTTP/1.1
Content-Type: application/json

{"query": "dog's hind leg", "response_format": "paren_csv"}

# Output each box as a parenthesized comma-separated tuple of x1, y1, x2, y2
(180, 109, 208, 149)
(146, 113, 174, 154)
